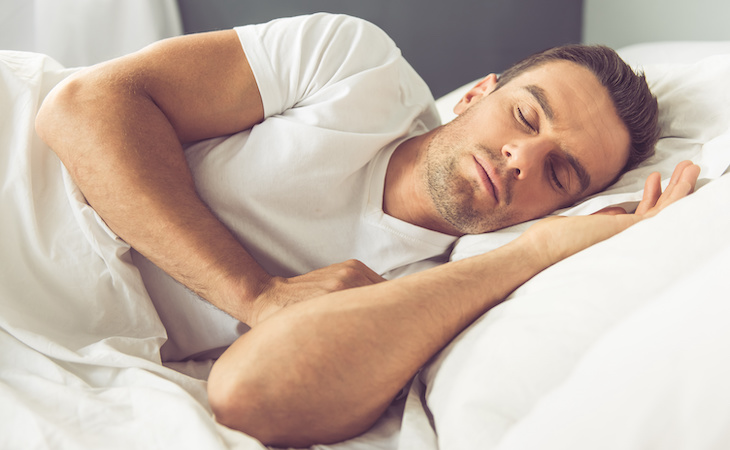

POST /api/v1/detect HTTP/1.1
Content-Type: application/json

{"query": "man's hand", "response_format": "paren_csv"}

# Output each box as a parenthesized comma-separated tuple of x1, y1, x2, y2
(250, 260, 386, 326)
(634, 160, 700, 217)
(523, 160, 701, 269)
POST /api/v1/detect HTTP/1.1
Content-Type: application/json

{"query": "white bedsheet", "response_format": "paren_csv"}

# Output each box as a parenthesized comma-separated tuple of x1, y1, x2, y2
(0, 50, 264, 450)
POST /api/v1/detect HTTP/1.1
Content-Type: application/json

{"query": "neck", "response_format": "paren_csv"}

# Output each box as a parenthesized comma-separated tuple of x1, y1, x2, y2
(383, 130, 462, 236)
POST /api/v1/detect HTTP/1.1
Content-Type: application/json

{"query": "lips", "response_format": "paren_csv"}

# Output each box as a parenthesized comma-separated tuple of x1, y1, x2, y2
(473, 155, 500, 203)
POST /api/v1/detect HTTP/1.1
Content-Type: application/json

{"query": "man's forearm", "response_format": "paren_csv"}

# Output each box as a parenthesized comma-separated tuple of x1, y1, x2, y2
(35, 31, 390, 325)
(36, 54, 268, 323)
(207, 237, 543, 447)
(206, 159, 702, 447)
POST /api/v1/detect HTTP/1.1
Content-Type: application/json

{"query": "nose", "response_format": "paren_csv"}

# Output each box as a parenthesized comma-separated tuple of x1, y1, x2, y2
(501, 137, 553, 180)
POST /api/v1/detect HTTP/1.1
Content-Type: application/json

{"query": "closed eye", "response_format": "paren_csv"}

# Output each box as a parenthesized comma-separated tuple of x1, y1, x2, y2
(517, 107, 536, 132)
(548, 160, 565, 190)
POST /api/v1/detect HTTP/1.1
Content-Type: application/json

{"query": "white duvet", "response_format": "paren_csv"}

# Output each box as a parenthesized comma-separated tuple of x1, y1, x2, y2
(0, 51, 264, 450)
(0, 50, 403, 450)
(2, 41, 730, 450)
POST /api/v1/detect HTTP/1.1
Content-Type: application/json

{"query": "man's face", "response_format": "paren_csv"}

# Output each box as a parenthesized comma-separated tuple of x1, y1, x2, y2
(425, 60, 631, 234)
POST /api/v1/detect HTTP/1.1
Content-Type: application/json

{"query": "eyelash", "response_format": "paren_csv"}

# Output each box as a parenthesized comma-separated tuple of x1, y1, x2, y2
(517, 107, 565, 191)
(517, 107, 536, 132)
(548, 160, 564, 190)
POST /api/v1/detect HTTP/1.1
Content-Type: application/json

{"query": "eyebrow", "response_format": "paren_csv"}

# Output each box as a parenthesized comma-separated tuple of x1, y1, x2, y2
(523, 84, 591, 193)
(524, 85, 554, 122)
(564, 153, 591, 194)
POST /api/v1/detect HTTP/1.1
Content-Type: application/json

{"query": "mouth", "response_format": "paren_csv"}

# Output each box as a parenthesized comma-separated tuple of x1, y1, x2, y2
(473, 155, 500, 203)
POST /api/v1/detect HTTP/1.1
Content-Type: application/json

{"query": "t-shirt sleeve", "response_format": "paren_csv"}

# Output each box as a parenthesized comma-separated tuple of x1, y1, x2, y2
(234, 13, 439, 133)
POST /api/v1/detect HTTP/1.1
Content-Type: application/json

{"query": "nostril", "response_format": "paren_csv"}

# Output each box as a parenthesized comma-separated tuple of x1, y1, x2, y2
(515, 168, 521, 176)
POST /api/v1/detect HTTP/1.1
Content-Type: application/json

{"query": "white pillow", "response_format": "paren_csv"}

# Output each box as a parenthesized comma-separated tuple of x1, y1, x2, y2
(424, 155, 730, 450)
(495, 238, 730, 450)
(422, 42, 730, 450)
(617, 40, 730, 67)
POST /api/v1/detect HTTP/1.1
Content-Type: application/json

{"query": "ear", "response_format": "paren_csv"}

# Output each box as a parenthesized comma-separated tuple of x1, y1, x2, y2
(453, 73, 499, 115)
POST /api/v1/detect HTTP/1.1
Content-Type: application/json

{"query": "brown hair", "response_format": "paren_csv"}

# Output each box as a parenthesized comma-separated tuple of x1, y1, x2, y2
(496, 44, 659, 174)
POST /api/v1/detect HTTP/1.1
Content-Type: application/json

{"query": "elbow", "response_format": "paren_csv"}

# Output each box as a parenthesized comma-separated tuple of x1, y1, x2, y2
(207, 369, 307, 447)
(207, 355, 368, 448)
(206, 318, 388, 447)
(35, 67, 128, 168)
(35, 81, 64, 153)
(35, 74, 85, 161)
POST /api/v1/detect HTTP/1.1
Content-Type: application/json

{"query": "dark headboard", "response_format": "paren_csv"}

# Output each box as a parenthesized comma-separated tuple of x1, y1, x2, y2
(177, 0, 583, 98)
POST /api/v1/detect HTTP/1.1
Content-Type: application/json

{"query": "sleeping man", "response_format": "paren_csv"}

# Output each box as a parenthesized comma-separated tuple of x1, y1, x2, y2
(35, 13, 699, 448)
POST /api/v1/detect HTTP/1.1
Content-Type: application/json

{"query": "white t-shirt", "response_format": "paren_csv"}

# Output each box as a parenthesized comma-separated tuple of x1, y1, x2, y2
(134, 13, 457, 361)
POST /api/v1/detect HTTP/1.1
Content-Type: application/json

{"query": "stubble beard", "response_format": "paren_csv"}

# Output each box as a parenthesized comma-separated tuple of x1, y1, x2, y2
(425, 129, 516, 235)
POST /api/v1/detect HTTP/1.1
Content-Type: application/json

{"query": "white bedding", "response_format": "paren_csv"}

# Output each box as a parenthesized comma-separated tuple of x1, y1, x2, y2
(1, 40, 730, 450)
(411, 41, 730, 450)
(0, 51, 262, 450)
(0, 50, 404, 450)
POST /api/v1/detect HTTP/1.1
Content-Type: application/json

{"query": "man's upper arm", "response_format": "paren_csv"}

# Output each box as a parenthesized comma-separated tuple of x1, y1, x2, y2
(115, 29, 264, 143)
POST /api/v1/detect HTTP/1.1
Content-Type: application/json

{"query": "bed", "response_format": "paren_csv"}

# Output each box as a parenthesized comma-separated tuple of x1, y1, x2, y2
(2, 26, 730, 450)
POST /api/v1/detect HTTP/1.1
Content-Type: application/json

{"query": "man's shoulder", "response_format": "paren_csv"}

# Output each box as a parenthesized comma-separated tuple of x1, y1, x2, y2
(235, 12, 401, 77)
(280, 12, 389, 38)
(238, 13, 394, 47)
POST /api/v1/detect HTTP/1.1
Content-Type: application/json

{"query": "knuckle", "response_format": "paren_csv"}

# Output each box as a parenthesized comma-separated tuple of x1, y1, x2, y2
(340, 259, 365, 276)
(327, 278, 350, 292)
(339, 266, 359, 281)
(342, 259, 364, 269)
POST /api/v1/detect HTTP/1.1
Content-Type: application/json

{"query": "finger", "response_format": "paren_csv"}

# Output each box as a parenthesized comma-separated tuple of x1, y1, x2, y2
(657, 160, 696, 203)
(668, 160, 694, 186)
(635, 171, 662, 215)
(679, 163, 701, 193)
(656, 162, 700, 207)
(645, 163, 701, 218)
(664, 163, 700, 203)
(359, 264, 387, 284)
(342, 259, 386, 285)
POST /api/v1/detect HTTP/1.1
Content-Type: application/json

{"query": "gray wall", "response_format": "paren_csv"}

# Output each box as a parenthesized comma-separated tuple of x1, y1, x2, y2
(583, 0, 730, 49)
(177, 0, 583, 98)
